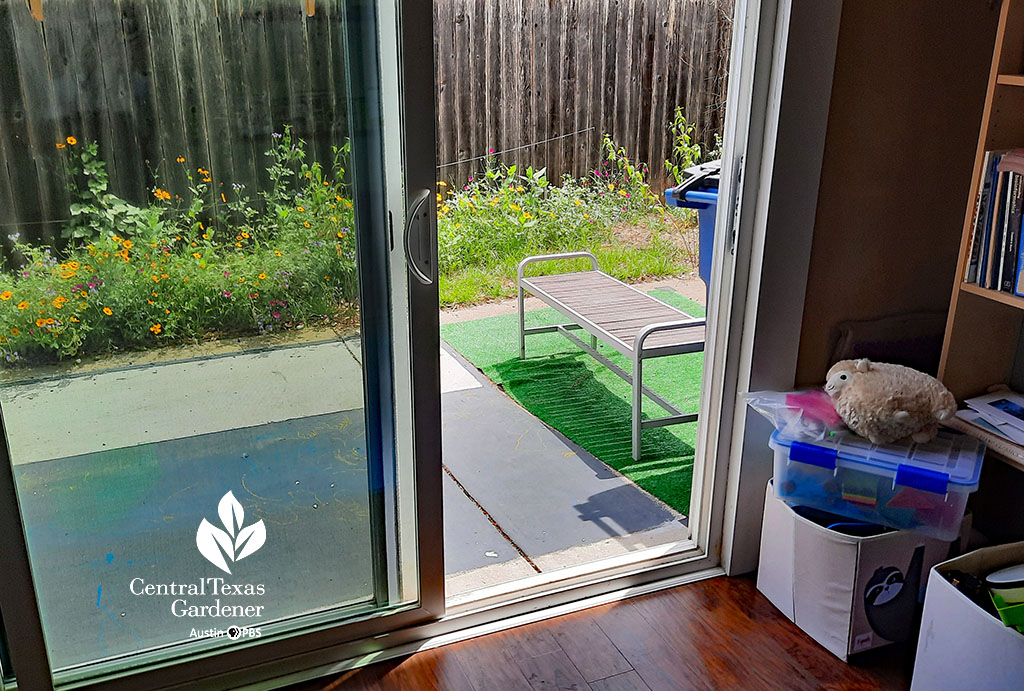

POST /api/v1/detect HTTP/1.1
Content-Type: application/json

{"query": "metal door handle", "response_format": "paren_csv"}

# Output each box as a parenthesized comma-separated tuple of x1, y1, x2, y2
(404, 189, 434, 285)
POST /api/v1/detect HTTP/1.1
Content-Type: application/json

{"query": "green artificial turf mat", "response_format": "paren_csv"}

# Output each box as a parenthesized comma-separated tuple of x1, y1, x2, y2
(441, 288, 704, 514)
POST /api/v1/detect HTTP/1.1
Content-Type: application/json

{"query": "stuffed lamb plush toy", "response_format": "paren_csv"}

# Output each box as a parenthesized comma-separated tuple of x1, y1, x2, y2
(824, 359, 956, 445)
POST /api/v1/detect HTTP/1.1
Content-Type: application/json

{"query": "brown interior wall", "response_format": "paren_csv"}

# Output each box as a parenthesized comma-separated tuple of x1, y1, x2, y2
(794, 0, 1000, 386)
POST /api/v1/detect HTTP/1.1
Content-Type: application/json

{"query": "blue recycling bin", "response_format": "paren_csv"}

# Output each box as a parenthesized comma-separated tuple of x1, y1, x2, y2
(664, 161, 720, 293)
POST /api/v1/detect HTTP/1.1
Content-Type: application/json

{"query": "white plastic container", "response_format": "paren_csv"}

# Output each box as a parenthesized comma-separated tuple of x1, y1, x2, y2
(769, 429, 984, 541)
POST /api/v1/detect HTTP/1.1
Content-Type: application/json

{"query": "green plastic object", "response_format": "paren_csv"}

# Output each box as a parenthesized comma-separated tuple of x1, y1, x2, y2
(989, 591, 1024, 633)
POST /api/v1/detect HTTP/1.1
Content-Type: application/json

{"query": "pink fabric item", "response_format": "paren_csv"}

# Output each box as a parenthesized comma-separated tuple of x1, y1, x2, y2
(785, 390, 843, 427)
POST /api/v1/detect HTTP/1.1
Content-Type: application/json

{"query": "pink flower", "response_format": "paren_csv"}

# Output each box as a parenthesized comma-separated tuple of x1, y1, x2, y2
(221, 290, 231, 297)
(224, 271, 230, 277)
(488, 148, 495, 153)
(272, 311, 281, 319)
(468, 177, 474, 182)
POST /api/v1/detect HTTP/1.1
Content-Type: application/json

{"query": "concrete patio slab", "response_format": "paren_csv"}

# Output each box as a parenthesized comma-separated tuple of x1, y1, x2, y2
(440, 347, 687, 563)
(1, 340, 364, 464)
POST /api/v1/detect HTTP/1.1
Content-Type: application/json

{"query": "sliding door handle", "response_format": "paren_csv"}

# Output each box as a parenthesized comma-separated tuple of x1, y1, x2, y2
(404, 189, 434, 285)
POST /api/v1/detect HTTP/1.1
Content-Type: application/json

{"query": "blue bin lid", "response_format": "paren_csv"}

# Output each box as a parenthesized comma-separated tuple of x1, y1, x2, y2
(769, 428, 985, 492)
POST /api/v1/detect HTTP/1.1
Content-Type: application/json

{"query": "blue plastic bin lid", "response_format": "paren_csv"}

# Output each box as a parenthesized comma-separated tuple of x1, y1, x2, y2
(770, 428, 985, 492)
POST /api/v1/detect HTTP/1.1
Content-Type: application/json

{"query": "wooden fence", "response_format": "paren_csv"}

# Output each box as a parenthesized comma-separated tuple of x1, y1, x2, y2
(435, 0, 733, 186)
(0, 0, 732, 254)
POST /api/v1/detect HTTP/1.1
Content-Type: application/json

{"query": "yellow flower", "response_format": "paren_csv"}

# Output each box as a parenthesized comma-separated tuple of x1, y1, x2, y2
(235, 242, 242, 248)
(221, 193, 227, 203)
(258, 272, 267, 280)
(69, 317, 78, 323)
(80, 291, 87, 298)
(150, 323, 162, 335)
(296, 206, 305, 213)
(241, 232, 250, 239)
(66, 136, 77, 145)
(176, 156, 186, 163)
(10, 328, 18, 335)
(274, 250, 282, 256)
(337, 231, 346, 238)
(335, 195, 343, 201)
(344, 201, 353, 208)
(35, 318, 46, 327)
(147, 300, 154, 305)
(574, 199, 582, 206)
(192, 252, 201, 259)
(152, 276, 160, 282)
(607, 183, 615, 190)
(324, 276, 330, 281)
(153, 189, 171, 201)
(17, 301, 28, 310)
(202, 233, 210, 240)
(437, 181, 447, 187)
(55, 142, 66, 149)
(516, 186, 524, 192)
(102, 307, 112, 316)
(0, 291, 11, 301)
(303, 221, 311, 228)
(123, 240, 133, 249)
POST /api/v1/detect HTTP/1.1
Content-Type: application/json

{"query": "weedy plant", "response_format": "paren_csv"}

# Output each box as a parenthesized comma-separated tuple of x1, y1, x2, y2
(0, 128, 357, 363)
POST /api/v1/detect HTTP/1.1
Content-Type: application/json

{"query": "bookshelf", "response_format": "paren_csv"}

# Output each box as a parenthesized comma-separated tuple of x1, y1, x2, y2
(939, 0, 1024, 471)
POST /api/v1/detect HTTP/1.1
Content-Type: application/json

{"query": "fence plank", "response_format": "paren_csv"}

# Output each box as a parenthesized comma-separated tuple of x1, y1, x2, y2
(0, 0, 733, 249)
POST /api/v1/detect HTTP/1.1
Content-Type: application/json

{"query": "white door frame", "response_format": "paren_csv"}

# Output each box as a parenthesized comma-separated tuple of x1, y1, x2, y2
(206, 0, 847, 686)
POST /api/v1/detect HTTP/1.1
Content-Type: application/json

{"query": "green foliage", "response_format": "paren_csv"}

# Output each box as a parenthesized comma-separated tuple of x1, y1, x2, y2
(0, 128, 357, 363)
(435, 136, 696, 306)
(664, 106, 704, 186)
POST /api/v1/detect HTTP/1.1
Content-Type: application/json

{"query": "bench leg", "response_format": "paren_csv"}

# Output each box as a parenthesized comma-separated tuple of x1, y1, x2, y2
(632, 354, 643, 461)
(591, 334, 598, 350)
(518, 285, 526, 359)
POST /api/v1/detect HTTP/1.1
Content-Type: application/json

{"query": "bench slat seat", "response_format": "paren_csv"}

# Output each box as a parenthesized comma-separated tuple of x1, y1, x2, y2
(517, 253, 706, 460)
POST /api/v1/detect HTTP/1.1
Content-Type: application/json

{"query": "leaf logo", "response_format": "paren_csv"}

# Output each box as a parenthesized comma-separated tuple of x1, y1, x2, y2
(196, 491, 266, 574)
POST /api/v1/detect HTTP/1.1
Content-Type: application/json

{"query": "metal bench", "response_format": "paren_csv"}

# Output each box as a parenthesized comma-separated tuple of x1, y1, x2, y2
(517, 252, 706, 460)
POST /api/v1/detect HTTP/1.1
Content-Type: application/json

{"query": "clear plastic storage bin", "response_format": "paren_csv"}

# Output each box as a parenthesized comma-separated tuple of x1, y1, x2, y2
(769, 429, 985, 541)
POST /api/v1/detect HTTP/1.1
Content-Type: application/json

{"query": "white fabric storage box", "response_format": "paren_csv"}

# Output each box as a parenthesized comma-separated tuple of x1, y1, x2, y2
(769, 429, 984, 541)
(757, 481, 952, 660)
(911, 542, 1024, 690)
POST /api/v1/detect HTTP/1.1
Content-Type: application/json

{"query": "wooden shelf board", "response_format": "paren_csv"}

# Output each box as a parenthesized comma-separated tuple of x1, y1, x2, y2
(959, 281, 1024, 309)
(997, 73, 1024, 86)
(991, 445, 1024, 473)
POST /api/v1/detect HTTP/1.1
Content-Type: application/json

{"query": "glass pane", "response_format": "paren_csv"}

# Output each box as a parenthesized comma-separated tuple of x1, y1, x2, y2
(0, 0, 413, 677)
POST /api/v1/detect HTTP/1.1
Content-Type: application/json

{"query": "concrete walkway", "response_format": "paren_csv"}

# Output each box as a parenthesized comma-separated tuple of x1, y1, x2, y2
(0, 333, 689, 664)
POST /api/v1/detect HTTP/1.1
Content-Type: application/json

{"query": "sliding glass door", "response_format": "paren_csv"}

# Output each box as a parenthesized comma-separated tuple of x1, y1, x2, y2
(0, 0, 440, 688)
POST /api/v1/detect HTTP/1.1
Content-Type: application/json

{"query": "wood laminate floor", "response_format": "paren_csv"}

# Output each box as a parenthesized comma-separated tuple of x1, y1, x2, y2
(287, 576, 910, 691)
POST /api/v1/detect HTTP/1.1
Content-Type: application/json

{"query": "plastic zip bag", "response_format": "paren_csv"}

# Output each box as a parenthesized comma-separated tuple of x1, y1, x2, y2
(743, 390, 845, 441)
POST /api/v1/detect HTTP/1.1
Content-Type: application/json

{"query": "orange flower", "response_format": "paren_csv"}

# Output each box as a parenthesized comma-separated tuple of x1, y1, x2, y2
(10, 328, 18, 335)
(0, 291, 11, 301)
(122, 240, 133, 249)
(35, 318, 46, 327)
(70, 317, 78, 323)
(66, 136, 77, 145)
(102, 307, 113, 316)
(17, 301, 28, 310)
(153, 189, 170, 201)
(176, 156, 186, 163)
(150, 323, 162, 335)
(55, 142, 66, 149)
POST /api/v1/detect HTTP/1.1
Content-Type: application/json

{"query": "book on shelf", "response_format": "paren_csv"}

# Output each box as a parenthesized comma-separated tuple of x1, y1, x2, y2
(965, 149, 1024, 293)
(966, 150, 995, 283)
